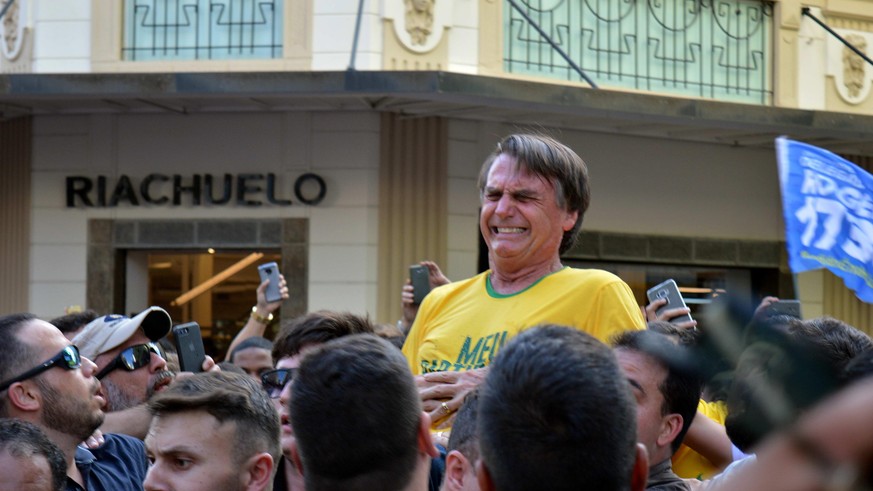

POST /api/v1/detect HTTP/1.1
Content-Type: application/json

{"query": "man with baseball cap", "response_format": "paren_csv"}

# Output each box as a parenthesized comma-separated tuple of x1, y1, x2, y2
(73, 307, 176, 414)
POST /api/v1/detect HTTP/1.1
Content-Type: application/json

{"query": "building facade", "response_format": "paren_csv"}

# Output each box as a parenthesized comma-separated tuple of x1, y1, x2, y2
(2, 0, 873, 340)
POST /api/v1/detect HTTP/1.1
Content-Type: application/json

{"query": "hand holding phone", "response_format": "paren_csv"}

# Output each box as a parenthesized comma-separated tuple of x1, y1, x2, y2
(173, 322, 206, 372)
(646, 279, 695, 327)
(258, 262, 283, 304)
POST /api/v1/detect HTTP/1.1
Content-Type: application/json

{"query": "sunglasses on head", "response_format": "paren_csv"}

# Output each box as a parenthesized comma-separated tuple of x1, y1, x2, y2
(0, 345, 82, 392)
(96, 342, 163, 380)
(261, 368, 296, 399)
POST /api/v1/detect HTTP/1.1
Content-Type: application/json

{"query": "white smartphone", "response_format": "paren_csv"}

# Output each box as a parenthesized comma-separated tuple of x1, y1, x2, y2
(257, 262, 283, 303)
(646, 279, 694, 325)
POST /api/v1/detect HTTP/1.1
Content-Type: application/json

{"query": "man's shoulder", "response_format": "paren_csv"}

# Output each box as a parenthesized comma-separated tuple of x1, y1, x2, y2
(554, 267, 626, 286)
(87, 433, 147, 469)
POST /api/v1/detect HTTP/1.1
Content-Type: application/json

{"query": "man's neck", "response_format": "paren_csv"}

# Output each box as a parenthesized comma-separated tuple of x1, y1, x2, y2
(402, 453, 434, 491)
(488, 257, 563, 295)
(283, 455, 305, 490)
(42, 427, 86, 488)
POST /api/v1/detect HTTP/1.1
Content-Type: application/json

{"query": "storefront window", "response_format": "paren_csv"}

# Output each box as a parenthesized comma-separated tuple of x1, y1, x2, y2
(135, 250, 281, 356)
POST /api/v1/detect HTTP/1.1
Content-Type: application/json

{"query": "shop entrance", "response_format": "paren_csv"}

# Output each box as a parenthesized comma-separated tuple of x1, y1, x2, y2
(127, 250, 281, 355)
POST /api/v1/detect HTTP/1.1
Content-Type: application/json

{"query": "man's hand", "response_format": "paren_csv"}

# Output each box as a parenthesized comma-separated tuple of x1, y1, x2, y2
(645, 298, 697, 329)
(752, 296, 780, 320)
(401, 261, 450, 331)
(254, 273, 289, 319)
(415, 368, 487, 429)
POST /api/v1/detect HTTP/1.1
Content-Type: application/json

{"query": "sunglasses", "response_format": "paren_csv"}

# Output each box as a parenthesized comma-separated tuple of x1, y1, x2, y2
(0, 345, 82, 392)
(96, 342, 163, 380)
(261, 368, 296, 399)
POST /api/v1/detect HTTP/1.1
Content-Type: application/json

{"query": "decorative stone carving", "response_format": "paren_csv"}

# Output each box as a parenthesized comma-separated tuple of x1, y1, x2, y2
(0, 0, 24, 61)
(827, 28, 873, 105)
(405, 0, 435, 46)
(387, 0, 450, 54)
(842, 34, 867, 100)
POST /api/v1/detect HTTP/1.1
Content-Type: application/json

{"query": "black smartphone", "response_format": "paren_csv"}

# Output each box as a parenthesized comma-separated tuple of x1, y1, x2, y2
(173, 322, 206, 373)
(646, 279, 694, 325)
(410, 265, 431, 305)
(258, 262, 283, 303)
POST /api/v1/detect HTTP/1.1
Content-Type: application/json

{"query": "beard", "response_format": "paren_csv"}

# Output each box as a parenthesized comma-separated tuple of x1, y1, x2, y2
(37, 378, 104, 442)
(101, 378, 145, 412)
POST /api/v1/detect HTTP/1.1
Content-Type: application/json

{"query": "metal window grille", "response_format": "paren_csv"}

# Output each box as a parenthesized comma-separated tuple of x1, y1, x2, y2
(122, 0, 283, 61)
(505, 0, 774, 104)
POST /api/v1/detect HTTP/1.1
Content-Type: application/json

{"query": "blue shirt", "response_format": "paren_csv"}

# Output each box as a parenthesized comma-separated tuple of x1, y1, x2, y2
(66, 433, 148, 491)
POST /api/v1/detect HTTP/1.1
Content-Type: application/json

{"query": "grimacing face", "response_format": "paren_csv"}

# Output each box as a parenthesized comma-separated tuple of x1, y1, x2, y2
(479, 154, 577, 272)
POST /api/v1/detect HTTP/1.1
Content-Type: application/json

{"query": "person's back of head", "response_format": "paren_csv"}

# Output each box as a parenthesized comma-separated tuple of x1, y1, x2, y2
(477, 325, 645, 491)
(441, 390, 482, 491)
(272, 310, 375, 360)
(0, 418, 66, 491)
(50, 309, 99, 339)
(290, 333, 432, 491)
(788, 316, 873, 374)
(0, 313, 40, 418)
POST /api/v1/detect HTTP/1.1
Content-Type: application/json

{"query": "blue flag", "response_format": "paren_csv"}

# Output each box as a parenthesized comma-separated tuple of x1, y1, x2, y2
(776, 137, 873, 303)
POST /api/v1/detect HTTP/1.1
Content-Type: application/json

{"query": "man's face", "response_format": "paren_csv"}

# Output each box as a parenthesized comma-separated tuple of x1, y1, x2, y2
(479, 154, 577, 272)
(22, 320, 105, 441)
(275, 355, 302, 457)
(144, 411, 245, 491)
(0, 451, 55, 491)
(615, 348, 671, 464)
(232, 347, 273, 383)
(94, 330, 173, 412)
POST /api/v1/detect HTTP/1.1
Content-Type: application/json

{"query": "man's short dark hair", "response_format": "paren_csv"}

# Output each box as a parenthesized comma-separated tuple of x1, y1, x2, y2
(147, 371, 281, 466)
(49, 310, 99, 335)
(478, 325, 637, 491)
(478, 134, 590, 254)
(229, 336, 273, 363)
(272, 311, 374, 361)
(290, 334, 421, 491)
(612, 329, 702, 453)
(0, 418, 66, 491)
(0, 313, 40, 417)
(447, 389, 480, 464)
(788, 317, 873, 374)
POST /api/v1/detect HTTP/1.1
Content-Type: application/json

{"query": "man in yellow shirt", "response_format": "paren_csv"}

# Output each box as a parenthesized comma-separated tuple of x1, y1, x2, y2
(402, 134, 645, 426)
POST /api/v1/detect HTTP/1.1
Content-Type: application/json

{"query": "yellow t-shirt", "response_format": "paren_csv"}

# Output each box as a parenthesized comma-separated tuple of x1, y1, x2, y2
(402, 268, 645, 375)
(672, 399, 730, 480)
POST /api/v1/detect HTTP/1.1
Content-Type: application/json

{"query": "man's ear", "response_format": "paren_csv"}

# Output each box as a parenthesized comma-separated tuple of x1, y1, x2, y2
(476, 460, 496, 491)
(418, 412, 439, 458)
(289, 440, 305, 476)
(562, 209, 579, 232)
(631, 443, 649, 491)
(657, 414, 684, 449)
(242, 452, 274, 491)
(7, 381, 41, 413)
(443, 450, 472, 491)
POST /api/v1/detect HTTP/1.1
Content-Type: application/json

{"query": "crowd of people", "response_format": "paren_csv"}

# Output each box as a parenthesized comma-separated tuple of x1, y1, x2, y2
(2, 133, 873, 491)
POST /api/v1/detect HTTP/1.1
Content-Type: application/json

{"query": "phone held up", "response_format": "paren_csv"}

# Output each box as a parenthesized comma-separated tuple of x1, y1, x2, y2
(258, 262, 283, 303)
(646, 279, 694, 326)
(765, 299, 802, 319)
(410, 265, 431, 305)
(173, 322, 206, 373)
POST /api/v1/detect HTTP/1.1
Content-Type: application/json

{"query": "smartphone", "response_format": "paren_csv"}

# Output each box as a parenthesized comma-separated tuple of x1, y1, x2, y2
(766, 299, 802, 319)
(173, 322, 206, 373)
(258, 262, 283, 303)
(646, 279, 694, 325)
(410, 265, 431, 305)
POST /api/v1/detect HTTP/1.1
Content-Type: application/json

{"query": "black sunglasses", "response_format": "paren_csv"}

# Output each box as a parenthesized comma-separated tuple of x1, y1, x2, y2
(0, 345, 82, 392)
(96, 342, 163, 380)
(261, 368, 297, 399)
